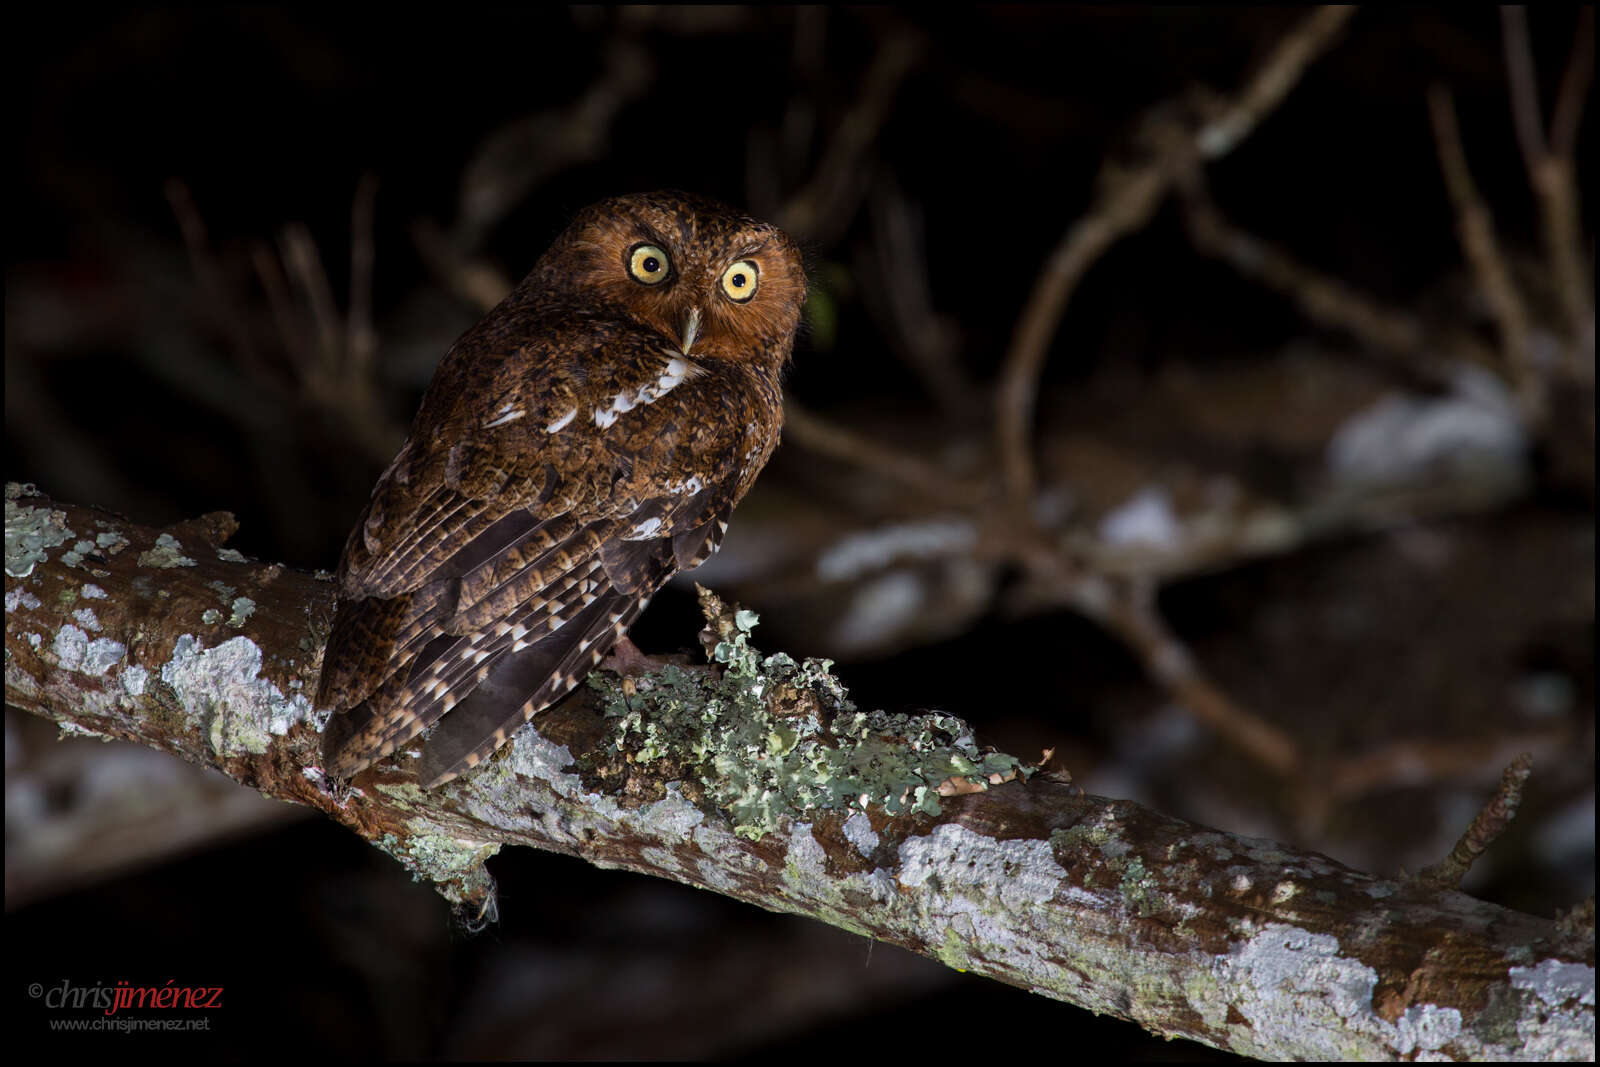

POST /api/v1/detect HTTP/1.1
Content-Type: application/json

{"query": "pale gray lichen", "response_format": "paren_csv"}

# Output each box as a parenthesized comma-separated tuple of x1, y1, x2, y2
(5, 497, 73, 578)
(138, 533, 196, 568)
(122, 664, 149, 697)
(1506, 958, 1597, 1059)
(6, 588, 42, 613)
(890, 823, 1067, 977)
(72, 607, 101, 631)
(52, 624, 126, 675)
(899, 823, 1065, 912)
(216, 548, 247, 562)
(1209, 923, 1397, 1059)
(94, 530, 129, 554)
(82, 637, 127, 675)
(58, 720, 115, 742)
(641, 784, 707, 841)
(1510, 959, 1596, 1007)
(228, 597, 255, 627)
(1394, 1003, 1463, 1057)
(592, 609, 1032, 839)
(842, 812, 879, 856)
(201, 609, 223, 625)
(81, 583, 108, 599)
(159, 634, 311, 755)
(60, 539, 95, 567)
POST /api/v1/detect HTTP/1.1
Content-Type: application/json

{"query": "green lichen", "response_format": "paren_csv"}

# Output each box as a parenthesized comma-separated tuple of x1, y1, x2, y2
(593, 608, 1032, 840)
(372, 828, 499, 911)
(138, 533, 196, 568)
(4, 491, 73, 578)
(228, 597, 255, 627)
(1119, 855, 1160, 917)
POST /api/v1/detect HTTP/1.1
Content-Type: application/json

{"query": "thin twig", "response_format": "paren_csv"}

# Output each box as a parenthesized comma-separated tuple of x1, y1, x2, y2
(994, 164, 1170, 514)
(1499, 7, 1548, 170)
(411, 217, 514, 315)
(1179, 181, 1487, 376)
(164, 178, 265, 379)
(1548, 6, 1593, 159)
(1513, 5, 1596, 379)
(1416, 752, 1534, 889)
(1018, 548, 1302, 775)
(279, 222, 345, 379)
(249, 240, 303, 364)
(857, 178, 979, 418)
(1426, 85, 1543, 423)
(347, 172, 380, 378)
(1193, 5, 1359, 159)
(775, 28, 923, 245)
(781, 400, 983, 512)
(783, 403, 1302, 776)
(995, 5, 1357, 516)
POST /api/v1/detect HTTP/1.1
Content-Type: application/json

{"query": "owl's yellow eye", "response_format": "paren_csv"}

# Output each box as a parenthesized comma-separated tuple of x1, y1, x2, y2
(628, 244, 671, 285)
(719, 260, 759, 303)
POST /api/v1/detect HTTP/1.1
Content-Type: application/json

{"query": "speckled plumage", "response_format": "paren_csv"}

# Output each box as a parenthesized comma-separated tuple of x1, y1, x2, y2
(319, 191, 805, 787)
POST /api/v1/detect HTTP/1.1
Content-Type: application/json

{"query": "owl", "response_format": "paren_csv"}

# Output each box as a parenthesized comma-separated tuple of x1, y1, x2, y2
(318, 191, 806, 788)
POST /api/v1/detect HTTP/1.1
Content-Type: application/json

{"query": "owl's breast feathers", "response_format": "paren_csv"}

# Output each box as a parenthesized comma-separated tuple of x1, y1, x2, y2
(318, 310, 783, 787)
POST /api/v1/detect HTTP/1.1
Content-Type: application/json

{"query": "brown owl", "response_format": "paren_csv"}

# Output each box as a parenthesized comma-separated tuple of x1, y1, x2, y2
(318, 190, 806, 788)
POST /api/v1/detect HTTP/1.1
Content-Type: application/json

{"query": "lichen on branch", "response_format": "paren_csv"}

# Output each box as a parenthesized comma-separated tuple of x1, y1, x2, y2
(589, 586, 1034, 839)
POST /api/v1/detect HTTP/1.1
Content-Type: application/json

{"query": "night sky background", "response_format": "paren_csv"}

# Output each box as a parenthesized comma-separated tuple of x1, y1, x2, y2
(7, 7, 1593, 1060)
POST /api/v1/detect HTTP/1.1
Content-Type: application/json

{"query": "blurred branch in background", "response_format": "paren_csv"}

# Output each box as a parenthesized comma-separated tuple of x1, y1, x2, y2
(451, 37, 658, 254)
(777, 3, 1591, 858)
(1500, 4, 1595, 382)
(771, 26, 924, 246)
(795, 7, 1359, 781)
(995, 5, 1358, 514)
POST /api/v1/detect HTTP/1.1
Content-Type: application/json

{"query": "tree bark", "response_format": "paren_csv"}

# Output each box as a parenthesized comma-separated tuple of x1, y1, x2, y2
(5, 483, 1593, 1060)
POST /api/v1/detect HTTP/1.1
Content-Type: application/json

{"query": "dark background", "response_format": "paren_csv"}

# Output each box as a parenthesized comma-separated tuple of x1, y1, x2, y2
(6, 6, 1593, 1060)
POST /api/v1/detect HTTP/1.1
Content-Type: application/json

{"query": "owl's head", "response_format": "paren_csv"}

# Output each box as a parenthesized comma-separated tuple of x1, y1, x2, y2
(534, 190, 807, 364)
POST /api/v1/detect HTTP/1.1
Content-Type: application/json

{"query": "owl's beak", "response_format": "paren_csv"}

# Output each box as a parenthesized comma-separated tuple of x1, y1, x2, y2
(680, 307, 701, 355)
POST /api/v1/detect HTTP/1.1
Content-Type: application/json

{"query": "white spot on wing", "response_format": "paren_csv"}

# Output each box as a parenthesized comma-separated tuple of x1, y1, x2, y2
(546, 407, 578, 433)
(625, 516, 664, 540)
(483, 408, 525, 429)
(668, 474, 704, 495)
(590, 357, 704, 432)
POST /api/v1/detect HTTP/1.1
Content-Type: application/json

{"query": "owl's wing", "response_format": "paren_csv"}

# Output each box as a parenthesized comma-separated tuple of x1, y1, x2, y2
(410, 483, 736, 787)
(319, 325, 755, 787)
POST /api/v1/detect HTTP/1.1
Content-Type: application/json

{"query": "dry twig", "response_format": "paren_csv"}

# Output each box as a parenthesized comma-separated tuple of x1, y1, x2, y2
(774, 29, 923, 245)
(781, 400, 983, 512)
(1416, 752, 1534, 889)
(1426, 85, 1543, 423)
(995, 5, 1356, 515)
(1500, 5, 1595, 380)
(1177, 180, 1497, 380)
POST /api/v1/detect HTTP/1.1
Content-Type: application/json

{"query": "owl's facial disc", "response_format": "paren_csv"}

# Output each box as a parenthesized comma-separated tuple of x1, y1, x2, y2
(680, 307, 702, 355)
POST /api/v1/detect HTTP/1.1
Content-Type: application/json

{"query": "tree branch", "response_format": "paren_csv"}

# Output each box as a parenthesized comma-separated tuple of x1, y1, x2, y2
(995, 5, 1357, 515)
(4, 483, 1592, 1060)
